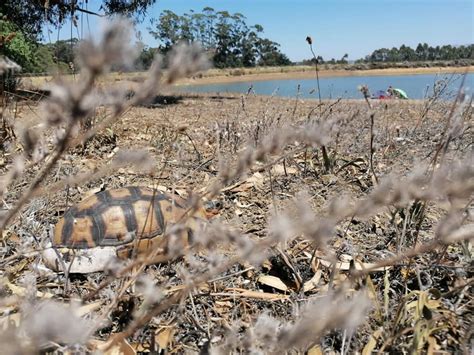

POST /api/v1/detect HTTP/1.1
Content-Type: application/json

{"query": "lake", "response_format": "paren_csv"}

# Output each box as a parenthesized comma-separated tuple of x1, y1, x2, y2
(177, 72, 474, 100)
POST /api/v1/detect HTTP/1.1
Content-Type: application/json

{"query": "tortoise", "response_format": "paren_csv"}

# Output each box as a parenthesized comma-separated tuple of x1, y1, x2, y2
(42, 186, 211, 273)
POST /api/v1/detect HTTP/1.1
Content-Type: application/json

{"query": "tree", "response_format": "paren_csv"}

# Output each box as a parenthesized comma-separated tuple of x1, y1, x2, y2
(388, 47, 400, 62)
(1, 1, 159, 74)
(213, 11, 235, 67)
(1, 0, 158, 42)
(415, 43, 428, 61)
(256, 38, 291, 66)
(240, 25, 262, 67)
(202, 7, 216, 49)
(149, 10, 183, 52)
(46, 38, 79, 65)
(0, 16, 37, 72)
(338, 53, 348, 64)
(134, 42, 157, 70)
(148, 8, 291, 68)
(398, 44, 416, 61)
(33, 45, 56, 73)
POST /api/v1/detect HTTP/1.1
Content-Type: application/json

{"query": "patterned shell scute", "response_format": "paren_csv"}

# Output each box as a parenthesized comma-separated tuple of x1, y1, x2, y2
(53, 187, 186, 249)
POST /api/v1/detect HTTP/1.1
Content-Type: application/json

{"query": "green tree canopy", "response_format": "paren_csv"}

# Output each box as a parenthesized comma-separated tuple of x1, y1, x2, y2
(149, 8, 291, 68)
(0, 16, 37, 72)
(363, 43, 473, 63)
(304, 42, 473, 66)
(1, 1, 158, 74)
(1, 0, 157, 41)
(46, 38, 79, 65)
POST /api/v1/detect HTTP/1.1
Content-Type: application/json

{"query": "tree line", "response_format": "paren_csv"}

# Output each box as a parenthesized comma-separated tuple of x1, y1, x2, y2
(359, 43, 473, 63)
(1, 6, 291, 74)
(148, 8, 291, 68)
(301, 54, 349, 66)
(301, 43, 472, 65)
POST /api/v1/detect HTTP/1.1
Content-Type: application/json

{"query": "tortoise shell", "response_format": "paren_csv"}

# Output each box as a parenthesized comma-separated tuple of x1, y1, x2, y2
(43, 186, 207, 273)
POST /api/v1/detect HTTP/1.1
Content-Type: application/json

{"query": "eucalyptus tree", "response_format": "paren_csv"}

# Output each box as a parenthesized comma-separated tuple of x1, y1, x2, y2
(149, 8, 291, 68)
(362, 43, 473, 63)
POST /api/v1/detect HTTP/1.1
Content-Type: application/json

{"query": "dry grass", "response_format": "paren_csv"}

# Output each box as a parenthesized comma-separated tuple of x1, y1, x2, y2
(0, 20, 473, 354)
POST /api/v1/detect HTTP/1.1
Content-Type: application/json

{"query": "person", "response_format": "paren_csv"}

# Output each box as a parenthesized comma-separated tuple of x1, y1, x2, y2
(387, 86, 394, 98)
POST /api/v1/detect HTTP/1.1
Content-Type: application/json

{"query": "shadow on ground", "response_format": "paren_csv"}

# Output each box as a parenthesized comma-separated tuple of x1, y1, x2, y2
(139, 95, 184, 108)
(138, 93, 239, 108)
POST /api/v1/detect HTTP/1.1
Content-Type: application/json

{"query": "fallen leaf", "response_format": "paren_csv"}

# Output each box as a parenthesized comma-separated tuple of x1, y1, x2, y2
(155, 327, 174, 350)
(211, 288, 289, 301)
(165, 284, 209, 295)
(106, 147, 120, 159)
(427, 335, 440, 355)
(74, 301, 103, 317)
(318, 258, 390, 272)
(5, 258, 30, 276)
(321, 174, 338, 186)
(246, 172, 264, 187)
(215, 300, 233, 309)
(83, 159, 98, 171)
(271, 164, 297, 175)
(131, 343, 148, 352)
(2, 278, 53, 299)
(228, 181, 255, 193)
(174, 189, 188, 197)
(257, 275, 288, 292)
(362, 328, 382, 355)
(339, 253, 353, 262)
(235, 200, 253, 208)
(91, 335, 136, 355)
(307, 344, 323, 355)
(303, 270, 322, 292)
(318, 259, 351, 270)
(214, 301, 233, 316)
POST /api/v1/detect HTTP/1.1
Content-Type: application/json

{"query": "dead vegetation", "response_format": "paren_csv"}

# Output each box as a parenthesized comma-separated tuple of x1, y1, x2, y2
(0, 20, 473, 354)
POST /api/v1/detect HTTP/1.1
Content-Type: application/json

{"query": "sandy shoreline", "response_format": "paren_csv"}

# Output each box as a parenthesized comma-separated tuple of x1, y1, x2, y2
(177, 66, 474, 86)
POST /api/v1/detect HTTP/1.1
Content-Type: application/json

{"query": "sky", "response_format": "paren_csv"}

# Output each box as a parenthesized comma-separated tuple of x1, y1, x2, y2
(44, 0, 474, 62)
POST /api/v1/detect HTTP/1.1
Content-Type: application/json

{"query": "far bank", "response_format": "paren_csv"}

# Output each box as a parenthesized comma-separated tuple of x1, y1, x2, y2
(176, 65, 474, 86)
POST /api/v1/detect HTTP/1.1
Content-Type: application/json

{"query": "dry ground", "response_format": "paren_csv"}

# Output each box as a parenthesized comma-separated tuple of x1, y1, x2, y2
(0, 87, 472, 353)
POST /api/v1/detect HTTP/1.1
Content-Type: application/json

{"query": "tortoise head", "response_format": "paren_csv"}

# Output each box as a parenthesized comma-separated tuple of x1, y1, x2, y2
(203, 199, 223, 219)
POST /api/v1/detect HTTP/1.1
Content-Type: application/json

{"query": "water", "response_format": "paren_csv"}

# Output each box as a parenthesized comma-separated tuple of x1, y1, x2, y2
(177, 72, 474, 100)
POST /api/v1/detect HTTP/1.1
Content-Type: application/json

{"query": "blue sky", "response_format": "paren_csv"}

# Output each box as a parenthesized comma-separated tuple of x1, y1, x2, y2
(45, 0, 473, 62)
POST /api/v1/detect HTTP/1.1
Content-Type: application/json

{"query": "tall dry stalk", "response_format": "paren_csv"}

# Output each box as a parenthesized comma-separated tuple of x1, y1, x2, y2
(306, 35, 331, 172)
